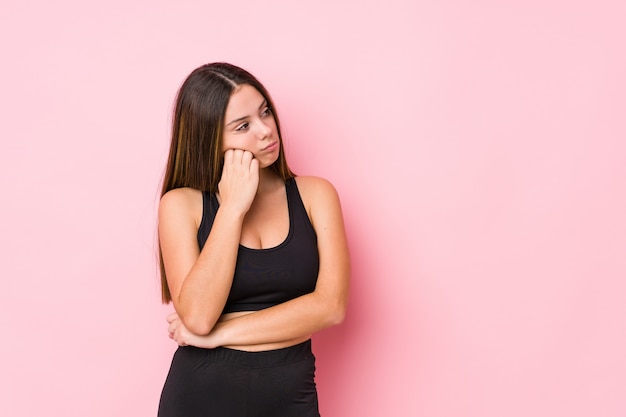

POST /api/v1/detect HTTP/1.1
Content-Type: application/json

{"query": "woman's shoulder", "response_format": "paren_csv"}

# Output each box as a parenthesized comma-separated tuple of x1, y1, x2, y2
(161, 187, 203, 205)
(293, 176, 341, 212)
(294, 175, 338, 196)
(159, 187, 203, 224)
(293, 175, 336, 190)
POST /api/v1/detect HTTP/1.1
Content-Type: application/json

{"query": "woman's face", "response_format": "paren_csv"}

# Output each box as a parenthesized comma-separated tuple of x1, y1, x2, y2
(221, 84, 280, 169)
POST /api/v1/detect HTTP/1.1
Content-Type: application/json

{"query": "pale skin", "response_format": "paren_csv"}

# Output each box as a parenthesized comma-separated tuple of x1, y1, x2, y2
(159, 84, 350, 352)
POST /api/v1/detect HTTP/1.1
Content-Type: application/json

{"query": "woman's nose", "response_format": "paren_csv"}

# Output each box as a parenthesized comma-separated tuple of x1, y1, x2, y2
(257, 119, 272, 139)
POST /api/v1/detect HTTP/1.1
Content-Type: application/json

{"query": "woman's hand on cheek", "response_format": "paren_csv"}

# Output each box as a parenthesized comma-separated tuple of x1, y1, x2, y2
(218, 149, 259, 215)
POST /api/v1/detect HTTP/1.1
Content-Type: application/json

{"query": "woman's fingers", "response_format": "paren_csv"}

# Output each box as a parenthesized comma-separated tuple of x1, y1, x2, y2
(219, 149, 259, 214)
(224, 148, 255, 169)
(168, 319, 178, 334)
(166, 312, 179, 323)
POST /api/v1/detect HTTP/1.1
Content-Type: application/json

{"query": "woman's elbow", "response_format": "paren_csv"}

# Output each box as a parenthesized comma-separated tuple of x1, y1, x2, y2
(325, 298, 348, 327)
(327, 310, 346, 327)
(181, 314, 216, 336)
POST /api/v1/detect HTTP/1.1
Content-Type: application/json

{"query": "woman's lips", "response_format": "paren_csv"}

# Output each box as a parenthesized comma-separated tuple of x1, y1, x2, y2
(263, 141, 278, 152)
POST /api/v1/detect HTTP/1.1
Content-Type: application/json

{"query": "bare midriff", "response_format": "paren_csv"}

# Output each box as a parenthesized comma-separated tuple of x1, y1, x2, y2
(217, 311, 311, 352)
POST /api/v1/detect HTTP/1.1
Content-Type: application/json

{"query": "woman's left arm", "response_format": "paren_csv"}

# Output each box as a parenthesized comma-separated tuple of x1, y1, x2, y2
(169, 176, 350, 348)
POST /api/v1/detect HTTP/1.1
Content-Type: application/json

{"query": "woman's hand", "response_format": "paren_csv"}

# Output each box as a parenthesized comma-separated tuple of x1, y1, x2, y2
(167, 312, 191, 346)
(218, 149, 259, 215)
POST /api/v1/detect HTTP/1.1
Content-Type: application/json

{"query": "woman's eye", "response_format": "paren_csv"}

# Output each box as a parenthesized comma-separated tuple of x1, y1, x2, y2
(261, 107, 272, 117)
(235, 122, 249, 131)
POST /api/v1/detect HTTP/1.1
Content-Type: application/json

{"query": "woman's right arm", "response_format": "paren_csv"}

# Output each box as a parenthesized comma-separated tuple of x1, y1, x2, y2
(159, 149, 259, 335)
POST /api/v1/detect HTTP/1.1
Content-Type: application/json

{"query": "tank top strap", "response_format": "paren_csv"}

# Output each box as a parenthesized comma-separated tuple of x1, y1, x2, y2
(285, 177, 316, 236)
(197, 190, 218, 250)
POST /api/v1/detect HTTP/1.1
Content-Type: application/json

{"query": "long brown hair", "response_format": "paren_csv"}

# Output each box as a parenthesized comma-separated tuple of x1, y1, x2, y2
(159, 62, 295, 303)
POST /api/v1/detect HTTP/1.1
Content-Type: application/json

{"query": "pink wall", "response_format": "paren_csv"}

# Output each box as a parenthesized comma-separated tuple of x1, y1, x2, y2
(1, 1, 625, 416)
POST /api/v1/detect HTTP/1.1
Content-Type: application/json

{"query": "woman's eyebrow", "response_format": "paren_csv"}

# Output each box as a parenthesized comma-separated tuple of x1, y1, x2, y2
(226, 100, 268, 126)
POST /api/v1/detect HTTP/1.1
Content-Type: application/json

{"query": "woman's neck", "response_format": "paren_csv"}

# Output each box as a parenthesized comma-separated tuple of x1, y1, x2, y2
(256, 168, 283, 195)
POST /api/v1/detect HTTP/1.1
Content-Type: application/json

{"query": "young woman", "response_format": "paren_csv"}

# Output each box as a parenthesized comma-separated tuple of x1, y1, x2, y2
(157, 62, 350, 417)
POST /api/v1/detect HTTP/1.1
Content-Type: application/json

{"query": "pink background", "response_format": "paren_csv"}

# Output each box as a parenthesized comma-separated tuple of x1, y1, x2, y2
(1, 1, 625, 416)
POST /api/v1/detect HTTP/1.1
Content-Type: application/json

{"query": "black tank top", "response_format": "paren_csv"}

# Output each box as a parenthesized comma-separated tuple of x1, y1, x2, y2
(197, 178, 319, 313)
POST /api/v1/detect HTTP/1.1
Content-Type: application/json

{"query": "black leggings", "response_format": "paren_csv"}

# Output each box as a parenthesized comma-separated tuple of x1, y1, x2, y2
(157, 340, 320, 417)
